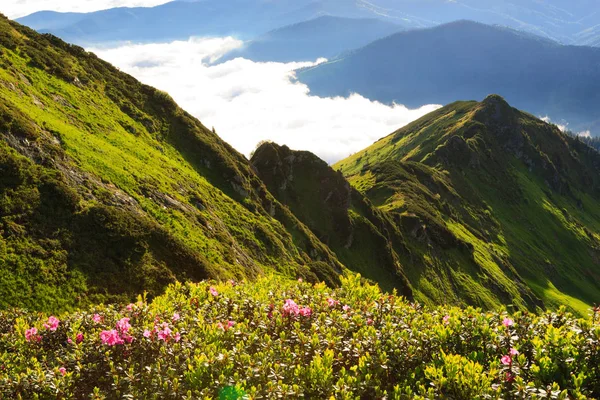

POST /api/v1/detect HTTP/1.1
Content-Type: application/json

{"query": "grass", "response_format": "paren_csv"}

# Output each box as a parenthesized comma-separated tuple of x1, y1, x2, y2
(0, 15, 344, 312)
(334, 95, 600, 315)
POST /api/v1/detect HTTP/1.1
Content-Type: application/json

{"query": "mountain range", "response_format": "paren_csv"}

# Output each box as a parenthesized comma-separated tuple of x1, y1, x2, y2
(15, 0, 600, 47)
(218, 16, 402, 63)
(0, 15, 599, 316)
(297, 20, 600, 135)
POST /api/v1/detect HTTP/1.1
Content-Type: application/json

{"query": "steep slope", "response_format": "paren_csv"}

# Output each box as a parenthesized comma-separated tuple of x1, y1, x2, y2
(297, 21, 600, 135)
(219, 16, 402, 63)
(0, 15, 344, 312)
(335, 95, 600, 315)
(251, 142, 412, 297)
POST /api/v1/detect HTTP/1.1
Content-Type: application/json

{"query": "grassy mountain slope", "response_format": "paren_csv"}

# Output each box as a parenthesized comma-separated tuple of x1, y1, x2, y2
(219, 16, 402, 63)
(251, 142, 412, 298)
(0, 15, 344, 312)
(335, 95, 600, 315)
(297, 20, 600, 135)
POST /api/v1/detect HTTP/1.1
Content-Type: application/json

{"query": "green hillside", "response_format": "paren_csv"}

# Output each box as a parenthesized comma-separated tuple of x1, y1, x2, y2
(251, 142, 413, 298)
(334, 95, 600, 315)
(0, 15, 344, 312)
(0, 12, 598, 319)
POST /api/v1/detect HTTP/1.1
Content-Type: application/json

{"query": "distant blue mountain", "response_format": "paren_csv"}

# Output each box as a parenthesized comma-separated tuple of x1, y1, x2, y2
(15, 0, 394, 46)
(219, 16, 403, 63)
(296, 20, 600, 135)
(15, 0, 600, 46)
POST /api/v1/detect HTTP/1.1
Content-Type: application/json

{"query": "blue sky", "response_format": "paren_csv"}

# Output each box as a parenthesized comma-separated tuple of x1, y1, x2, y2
(2, 0, 171, 19)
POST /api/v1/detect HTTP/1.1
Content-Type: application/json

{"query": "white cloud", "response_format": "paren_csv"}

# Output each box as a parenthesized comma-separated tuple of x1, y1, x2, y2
(540, 115, 568, 132)
(90, 38, 440, 163)
(1, 0, 171, 19)
(577, 130, 591, 138)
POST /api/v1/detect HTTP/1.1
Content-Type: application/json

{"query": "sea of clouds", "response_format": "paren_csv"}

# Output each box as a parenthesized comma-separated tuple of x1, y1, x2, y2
(90, 37, 441, 163)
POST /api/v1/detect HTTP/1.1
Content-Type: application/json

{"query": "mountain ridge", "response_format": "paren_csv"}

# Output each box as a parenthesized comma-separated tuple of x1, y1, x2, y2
(0, 14, 344, 312)
(297, 20, 600, 136)
(219, 16, 403, 63)
(332, 94, 600, 314)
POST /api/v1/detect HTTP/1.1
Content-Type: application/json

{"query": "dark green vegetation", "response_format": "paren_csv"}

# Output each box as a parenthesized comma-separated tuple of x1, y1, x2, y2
(2, 275, 600, 399)
(568, 132, 600, 153)
(297, 20, 600, 135)
(333, 95, 600, 315)
(0, 14, 344, 312)
(251, 143, 412, 297)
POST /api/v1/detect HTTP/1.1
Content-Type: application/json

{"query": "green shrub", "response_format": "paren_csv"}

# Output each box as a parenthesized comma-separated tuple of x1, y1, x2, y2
(1, 274, 598, 399)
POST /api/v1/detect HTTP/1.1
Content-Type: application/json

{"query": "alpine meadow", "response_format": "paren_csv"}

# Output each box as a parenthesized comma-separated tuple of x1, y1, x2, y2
(1, 0, 600, 398)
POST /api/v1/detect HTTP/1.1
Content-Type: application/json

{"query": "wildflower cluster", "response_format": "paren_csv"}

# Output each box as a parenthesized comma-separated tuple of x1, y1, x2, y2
(0, 274, 599, 399)
(100, 317, 134, 346)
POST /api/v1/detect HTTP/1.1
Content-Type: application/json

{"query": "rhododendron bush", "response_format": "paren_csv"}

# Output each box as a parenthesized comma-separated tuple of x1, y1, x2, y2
(1, 274, 599, 399)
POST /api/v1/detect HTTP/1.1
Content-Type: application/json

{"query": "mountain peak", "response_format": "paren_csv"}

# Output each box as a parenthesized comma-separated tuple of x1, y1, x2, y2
(476, 93, 517, 125)
(481, 93, 509, 107)
(333, 97, 600, 314)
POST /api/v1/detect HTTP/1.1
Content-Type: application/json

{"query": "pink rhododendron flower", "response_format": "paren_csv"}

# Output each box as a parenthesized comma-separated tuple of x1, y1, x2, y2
(157, 326, 172, 341)
(209, 286, 218, 296)
(116, 317, 131, 333)
(282, 299, 300, 316)
(343, 305, 351, 312)
(174, 332, 181, 342)
(501, 355, 512, 365)
(25, 327, 41, 342)
(100, 330, 124, 346)
(143, 329, 152, 338)
(92, 314, 102, 323)
(217, 321, 235, 331)
(44, 316, 60, 331)
(367, 318, 374, 326)
(299, 307, 312, 317)
(327, 298, 339, 307)
(502, 318, 514, 327)
(443, 315, 450, 324)
(228, 279, 236, 286)
(67, 338, 73, 344)
(510, 348, 519, 356)
(58, 367, 66, 376)
(126, 303, 134, 311)
(172, 313, 180, 322)
(76, 332, 84, 343)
